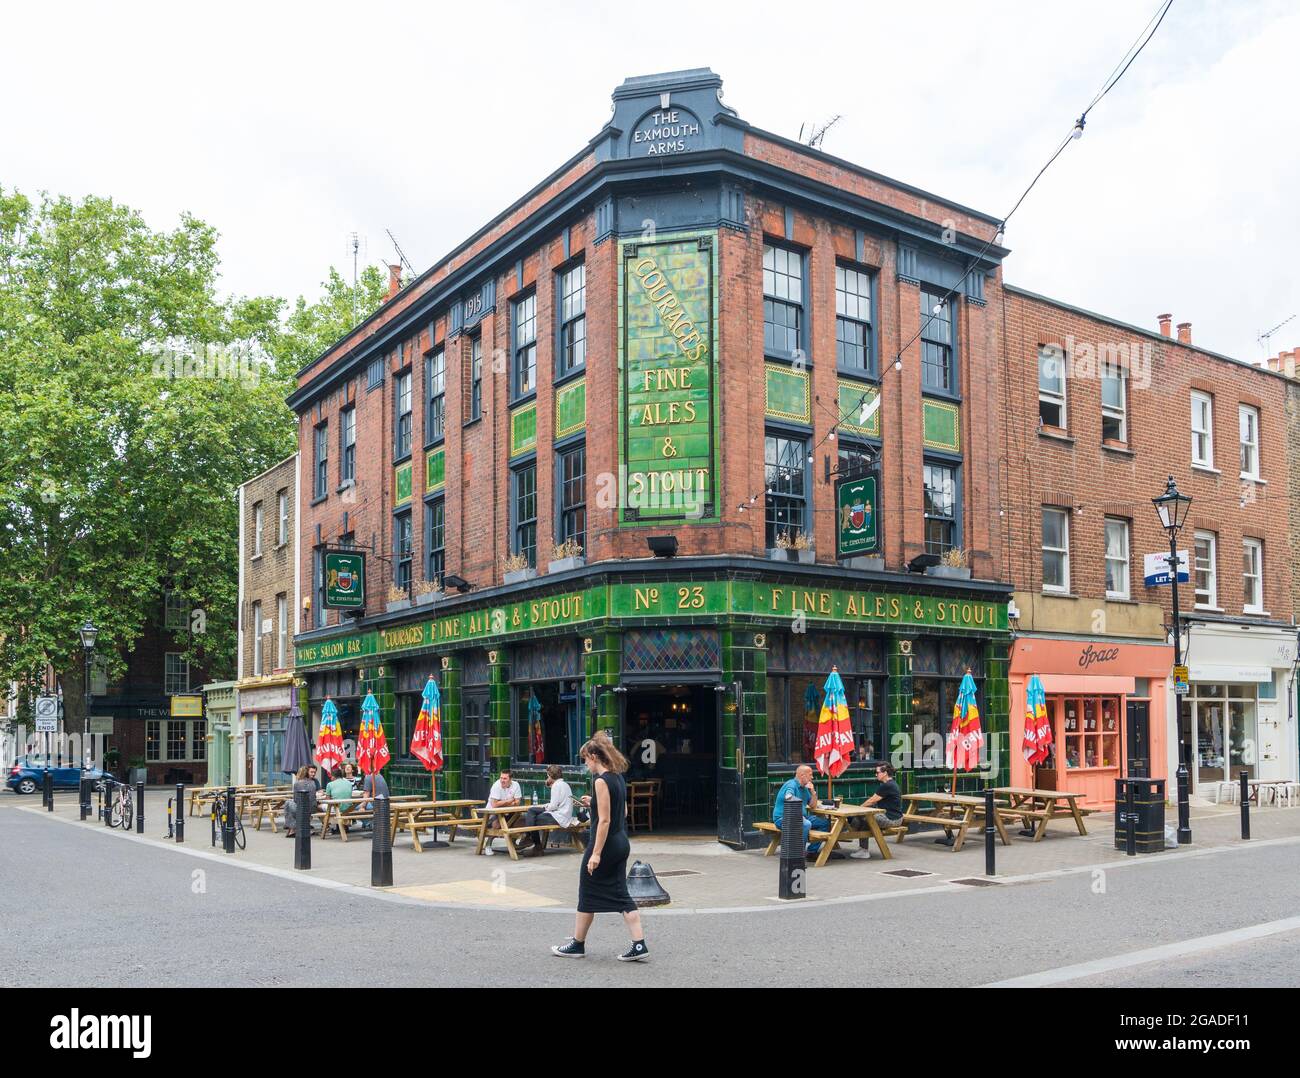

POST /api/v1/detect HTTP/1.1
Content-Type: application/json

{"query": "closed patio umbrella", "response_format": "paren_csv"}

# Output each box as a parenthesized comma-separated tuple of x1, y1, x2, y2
(280, 703, 313, 777)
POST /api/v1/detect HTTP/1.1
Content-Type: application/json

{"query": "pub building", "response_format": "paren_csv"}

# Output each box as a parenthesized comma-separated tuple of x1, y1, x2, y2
(290, 69, 1013, 847)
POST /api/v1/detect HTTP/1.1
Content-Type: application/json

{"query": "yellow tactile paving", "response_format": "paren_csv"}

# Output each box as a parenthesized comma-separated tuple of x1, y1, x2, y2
(390, 879, 561, 907)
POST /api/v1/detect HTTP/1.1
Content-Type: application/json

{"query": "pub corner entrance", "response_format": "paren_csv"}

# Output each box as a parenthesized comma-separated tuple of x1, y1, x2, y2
(620, 682, 720, 834)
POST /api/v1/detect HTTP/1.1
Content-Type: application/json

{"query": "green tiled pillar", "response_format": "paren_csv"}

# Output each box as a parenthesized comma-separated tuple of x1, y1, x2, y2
(440, 656, 463, 801)
(983, 639, 1011, 789)
(887, 636, 915, 794)
(721, 626, 769, 843)
(357, 661, 395, 780)
(487, 649, 511, 775)
(583, 631, 621, 744)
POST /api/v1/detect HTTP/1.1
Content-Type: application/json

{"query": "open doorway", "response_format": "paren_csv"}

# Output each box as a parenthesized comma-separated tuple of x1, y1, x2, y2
(622, 683, 717, 832)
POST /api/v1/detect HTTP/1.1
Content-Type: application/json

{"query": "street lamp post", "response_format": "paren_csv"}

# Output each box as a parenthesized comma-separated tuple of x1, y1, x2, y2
(1152, 476, 1192, 844)
(79, 620, 98, 821)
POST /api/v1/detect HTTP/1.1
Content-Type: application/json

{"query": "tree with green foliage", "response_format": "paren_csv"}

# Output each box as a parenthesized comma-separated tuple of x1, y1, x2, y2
(0, 188, 385, 729)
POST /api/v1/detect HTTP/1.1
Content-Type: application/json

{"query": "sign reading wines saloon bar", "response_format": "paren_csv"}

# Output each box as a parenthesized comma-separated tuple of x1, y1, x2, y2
(618, 232, 719, 524)
(296, 579, 1007, 668)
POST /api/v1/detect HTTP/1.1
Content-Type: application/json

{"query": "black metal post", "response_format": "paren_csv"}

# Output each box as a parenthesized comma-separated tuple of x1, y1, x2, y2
(1169, 536, 1182, 669)
(97, 779, 105, 825)
(1125, 781, 1136, 857)
(983, 788, 996, 877)
(371, 796, 393, 887)
(44, 767, 53, 811)
(1176, 744, 1191, 845)
(175, 783, 185, 843)
(1240, 771, 1250, 840)
(83, 641, 94, 820)
(135, 781, 145, 834)
(223, 786, 236, 853)
(293, 789, 311, 870)
(778, 794, 807, 900)
(79, 776, 91, 821)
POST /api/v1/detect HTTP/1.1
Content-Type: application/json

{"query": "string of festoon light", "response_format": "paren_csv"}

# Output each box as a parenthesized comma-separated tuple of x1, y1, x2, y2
(737, 0, 1176, 518)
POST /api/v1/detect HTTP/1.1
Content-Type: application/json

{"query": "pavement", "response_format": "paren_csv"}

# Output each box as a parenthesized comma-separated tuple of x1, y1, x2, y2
(3, 790, 1300, 987)
(8, 784, 1299, 913)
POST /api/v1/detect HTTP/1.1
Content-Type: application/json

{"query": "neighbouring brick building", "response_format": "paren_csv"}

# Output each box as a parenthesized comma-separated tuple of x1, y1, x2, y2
(289, 69, 1015, 846)
(1004, 295, 1298, 802)
(232, 454, 301, 787)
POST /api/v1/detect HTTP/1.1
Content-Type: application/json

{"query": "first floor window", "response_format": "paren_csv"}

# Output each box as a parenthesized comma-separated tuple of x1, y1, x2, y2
(191, 720, 206, 761)
(146, 721, 160, 761)
(764, 432, 807, 548)
(922, 461, 958, 555)
(313, 546, 326, 628)
(252, 601, 263, 675)
(394, 511, 412, 591)
(513, 463, 537, 567)
(1042, 508, 1070, 592)
(1101, 362, 1127, 442)
(340, 406, 356, 482)
(164, 653, 189, 695)
(167, 720, 188, 761)
(1194, 530, 1217, 607)
(1242, 538, 1263, 612)
(558, 443, 586, 551)
(277, 594, 288, 669)
(426, 497, 445, 585)
(837, 441, 874, 480)
(1104, 518, 1130, 599)
(1239, 404, 1260, 478)
(314, 423, 328, 497)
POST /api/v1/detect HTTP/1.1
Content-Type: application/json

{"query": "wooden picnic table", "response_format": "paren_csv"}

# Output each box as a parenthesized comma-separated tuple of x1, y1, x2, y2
(474, 802, 584, 861)
(247, 791, 296, 832)
(806, 804, 897, 866)
(316, 794, 424, 841)
(992, 787, 1091, 841)
(898, 791, 1011, 852)
(189, 784, 265, 817)
(388, 799, 484, 852)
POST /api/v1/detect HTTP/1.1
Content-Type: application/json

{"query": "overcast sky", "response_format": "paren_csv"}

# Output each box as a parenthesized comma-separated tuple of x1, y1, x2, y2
(4, 0, 1297, 361)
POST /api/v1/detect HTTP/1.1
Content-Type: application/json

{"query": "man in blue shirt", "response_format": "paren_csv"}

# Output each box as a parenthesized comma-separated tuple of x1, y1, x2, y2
(772, 764, 827, 854)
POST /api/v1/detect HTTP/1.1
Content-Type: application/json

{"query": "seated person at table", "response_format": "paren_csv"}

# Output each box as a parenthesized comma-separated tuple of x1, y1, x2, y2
(483, 769, 524, 854)
(772, 764, 828, 855)
(857, 762, 904, 851)
(341, 761, 361, 791)
(283, 765, 321, 837)
(353, 769, 390, 832)
(521, 764, 574, 854)
(324, 771, 354, 814)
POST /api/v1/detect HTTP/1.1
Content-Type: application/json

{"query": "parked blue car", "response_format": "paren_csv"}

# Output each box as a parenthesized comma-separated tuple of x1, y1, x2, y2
(6, 756, 106, 795)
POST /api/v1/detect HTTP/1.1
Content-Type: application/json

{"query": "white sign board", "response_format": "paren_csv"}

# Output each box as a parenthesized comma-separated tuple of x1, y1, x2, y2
(1143, 550, 1189, 587)
(34, 695, 59, 732)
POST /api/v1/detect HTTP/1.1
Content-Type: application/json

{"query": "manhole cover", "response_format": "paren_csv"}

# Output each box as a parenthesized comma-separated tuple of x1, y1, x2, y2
(656, 869, 702, 878)
(951, 877, 1000, 887)
(881, 868, 934, 878)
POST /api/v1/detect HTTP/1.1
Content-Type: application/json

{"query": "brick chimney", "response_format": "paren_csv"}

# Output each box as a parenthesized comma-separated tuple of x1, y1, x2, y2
(1157, 313, 1172, 337)
(1268, 349, 1296, 377)
(1176, 321, 1192, 345)
(385, 264, 402, 302)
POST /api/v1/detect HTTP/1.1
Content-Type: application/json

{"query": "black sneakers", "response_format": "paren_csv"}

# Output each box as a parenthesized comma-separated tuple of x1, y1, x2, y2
(551, 938, 586, 958)
(617, 940, 650, 962)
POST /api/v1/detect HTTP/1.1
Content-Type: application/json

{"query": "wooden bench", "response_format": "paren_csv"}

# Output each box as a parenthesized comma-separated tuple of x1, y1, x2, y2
(756, 809, 907, 865)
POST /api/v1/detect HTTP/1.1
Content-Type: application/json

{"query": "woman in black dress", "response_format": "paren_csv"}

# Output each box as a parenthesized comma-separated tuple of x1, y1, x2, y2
(551, 736, 649, 962)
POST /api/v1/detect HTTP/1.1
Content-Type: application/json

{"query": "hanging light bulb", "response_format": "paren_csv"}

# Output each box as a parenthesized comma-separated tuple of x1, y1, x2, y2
(894, 357, 902, 372)
(1071, 116, 1086, 140)
(933, 300, 946, 315)
(828, 429, 836, 441)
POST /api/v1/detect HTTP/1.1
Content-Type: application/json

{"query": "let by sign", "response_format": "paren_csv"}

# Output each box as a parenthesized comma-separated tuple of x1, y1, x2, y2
(325, 551, 366, 609)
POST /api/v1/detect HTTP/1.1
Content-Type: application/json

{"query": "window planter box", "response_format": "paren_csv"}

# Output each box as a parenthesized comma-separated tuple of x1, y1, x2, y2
(547, 555, 586, 574)
(926, 565, 972, 580)
(845, 556, 885, 572)
(386, 598, 412, 613)
(768, 548, 815, 564)
(504, 567, 538, 585)
(413, 590, 442, 608)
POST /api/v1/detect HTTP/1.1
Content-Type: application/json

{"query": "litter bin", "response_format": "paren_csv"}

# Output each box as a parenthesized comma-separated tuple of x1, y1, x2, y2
(1114, 777, 1165, 854)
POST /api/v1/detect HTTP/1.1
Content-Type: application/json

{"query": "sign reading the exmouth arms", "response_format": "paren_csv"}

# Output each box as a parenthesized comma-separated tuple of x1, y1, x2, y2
(619, 233, 718, 524)
(324, 551, 365, 609)
(631, 106, 703, 156)
(836, 474, 879, 558)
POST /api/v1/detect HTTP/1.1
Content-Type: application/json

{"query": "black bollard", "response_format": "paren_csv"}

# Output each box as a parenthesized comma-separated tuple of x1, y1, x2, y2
(1176, 749, 1191, 845)
(174, 783, 185, 843)
(43, 768, 53, 811)
(1240, 771, 1250, 840)
(777, 793, 807, 900)
(135, 781, 145, 834)
(372, 796, 394, 887)
(80, 776, 91, 821)
(983, 788, 996, 877)
(1125, 781, 1136, 857)
(293, 789, 311, 870)
(103, 780, 112, 828)
(223, 786, 236, 853)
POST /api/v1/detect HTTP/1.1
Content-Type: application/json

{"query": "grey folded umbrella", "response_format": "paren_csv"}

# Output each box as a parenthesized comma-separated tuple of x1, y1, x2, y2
(280, 704, 313, 776)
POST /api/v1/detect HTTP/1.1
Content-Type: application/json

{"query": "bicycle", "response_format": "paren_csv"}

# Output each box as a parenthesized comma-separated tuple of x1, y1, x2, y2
(209, 792, 247, 850)
(107, 780, 133, 830)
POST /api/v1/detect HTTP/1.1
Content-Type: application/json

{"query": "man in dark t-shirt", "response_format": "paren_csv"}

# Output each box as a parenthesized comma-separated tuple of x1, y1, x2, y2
(866, 762, 904, 820)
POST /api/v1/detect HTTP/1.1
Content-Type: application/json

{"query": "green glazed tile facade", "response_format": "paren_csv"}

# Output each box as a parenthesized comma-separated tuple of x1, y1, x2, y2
(838, 379, 881, 438)
(394, 462, 413, 507)
(555, 378, 586, 439)
(425, 447, 446, 493)
(509, 403, 537, 458)
(765, 363, 811, 424)
(922, 398, 961, 452)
